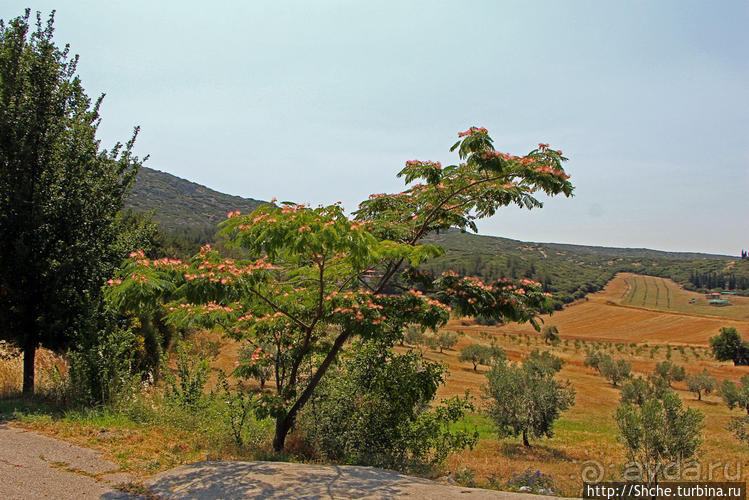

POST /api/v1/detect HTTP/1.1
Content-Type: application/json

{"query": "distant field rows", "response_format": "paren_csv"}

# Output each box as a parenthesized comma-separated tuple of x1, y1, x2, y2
(616, 273, 749, 321)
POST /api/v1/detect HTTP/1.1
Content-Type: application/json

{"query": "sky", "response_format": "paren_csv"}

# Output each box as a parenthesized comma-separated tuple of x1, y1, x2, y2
(3, 1, 748, 255)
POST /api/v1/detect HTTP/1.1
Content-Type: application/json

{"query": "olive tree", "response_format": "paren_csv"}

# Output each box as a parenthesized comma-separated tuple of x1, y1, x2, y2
(616, 391, 703, 485)
(484, 350, 575, 447)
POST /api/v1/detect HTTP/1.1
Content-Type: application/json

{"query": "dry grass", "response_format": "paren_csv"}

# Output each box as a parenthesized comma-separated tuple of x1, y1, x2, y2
(0, 344, 67, 398)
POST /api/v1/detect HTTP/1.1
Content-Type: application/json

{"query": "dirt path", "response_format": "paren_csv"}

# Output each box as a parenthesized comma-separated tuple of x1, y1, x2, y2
(0, 422, 135, 499)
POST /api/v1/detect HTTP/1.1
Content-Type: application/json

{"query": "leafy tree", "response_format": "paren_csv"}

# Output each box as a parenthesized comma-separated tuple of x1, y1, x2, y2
(0, 10, 145, 394)
(428, 330, 458, 353)
(721, 375, 749, 415)
(654, 361, 685, 387)
(599, 357, 631, 387)
(484, 350, 575, 447)
(459, 344, 503, 371)
(620, 376, 656, 407)
(584, 349, 609, 373)
(710, 327, 749, 366)
(616, 391, 703, 485)
(541, 324, 560, 344)
(301, 340, 477, 470)
(685, 370, 716, 401)
(109, 128, 573, 451)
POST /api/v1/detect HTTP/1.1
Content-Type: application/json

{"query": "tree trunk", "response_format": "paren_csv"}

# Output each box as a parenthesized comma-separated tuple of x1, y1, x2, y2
(22, 336, 36, 396)
(272, 415, 293, 452)
(697, 391, 701, 401)
(271, 329, 352, 452)
(522, 429, 530, 447)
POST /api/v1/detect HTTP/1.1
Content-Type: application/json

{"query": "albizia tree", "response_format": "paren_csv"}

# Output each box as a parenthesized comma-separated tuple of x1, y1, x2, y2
(108, 127, 573, 451)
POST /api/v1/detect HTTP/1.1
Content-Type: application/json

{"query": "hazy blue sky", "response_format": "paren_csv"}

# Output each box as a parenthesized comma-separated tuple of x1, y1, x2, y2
(4, 1, 748, 255)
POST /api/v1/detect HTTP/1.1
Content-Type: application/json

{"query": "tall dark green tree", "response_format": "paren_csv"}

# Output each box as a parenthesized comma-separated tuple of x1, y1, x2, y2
(0, 10, 145, 394)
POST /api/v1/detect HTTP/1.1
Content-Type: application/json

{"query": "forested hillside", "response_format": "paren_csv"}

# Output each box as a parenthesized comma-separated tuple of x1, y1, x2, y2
(126, 167, 264, 232)
(124, 168, 749, 307)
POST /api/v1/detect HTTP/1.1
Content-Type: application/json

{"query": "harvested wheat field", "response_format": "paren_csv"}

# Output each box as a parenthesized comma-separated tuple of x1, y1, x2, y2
(407, 274, 749, 496)
(466, 273, 749, 346)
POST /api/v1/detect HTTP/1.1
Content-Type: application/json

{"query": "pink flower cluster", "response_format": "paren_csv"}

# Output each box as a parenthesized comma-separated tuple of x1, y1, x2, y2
(227, 210, 241, 218)
(458, 127, 488, 138)
(405, 160, 442, 169)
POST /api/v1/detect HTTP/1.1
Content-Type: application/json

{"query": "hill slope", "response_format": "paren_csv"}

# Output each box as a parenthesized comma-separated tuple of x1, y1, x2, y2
(125, 167, 264, 232)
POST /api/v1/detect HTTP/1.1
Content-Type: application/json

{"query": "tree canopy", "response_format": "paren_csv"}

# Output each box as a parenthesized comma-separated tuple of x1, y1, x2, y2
(108, 127, 574, 451)
(0, 10, 146, 393)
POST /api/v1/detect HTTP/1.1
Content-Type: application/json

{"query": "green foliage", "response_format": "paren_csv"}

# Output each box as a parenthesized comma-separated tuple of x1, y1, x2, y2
(654, 361, 685, 387)
(506, 469, 555, 495)
(541, 325, 560, 345)
(164, 340, 213, 409)
(599, 357, 631, 387)
(584, 349, 607, 372)
(685, 370, 716, 401)
(108, 128, 573, 452)
(67, 321, 140, 407)
(0, 10, 147, 394)
(459, 344, 504, 371)
(301, 341, 477, 470)
(235, 342, 274, 389)
(216, 373, 259, 447)
(620, 377, 656, 407)
(616, 391, 703, 484)
(710, 327, 749, 366)
(728, 416, 749, 447)
(721, 375, 749, 414)
(484, 350, 574, 447)
(428, 331, 459, 353)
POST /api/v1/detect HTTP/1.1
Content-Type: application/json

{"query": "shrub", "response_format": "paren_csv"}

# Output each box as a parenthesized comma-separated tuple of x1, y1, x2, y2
(164, 340, 212, 409)
(620, 377, 656, 407)
(507, 469, 555, 495)
(67, 324, 140, 407)
(616, 391, 703, 484)
(721, 375, 749, 414)
(302, 341, 477, 471)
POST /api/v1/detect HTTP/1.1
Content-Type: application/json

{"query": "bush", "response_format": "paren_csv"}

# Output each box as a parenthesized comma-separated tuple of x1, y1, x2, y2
(67, 324, 140, 407)
(507, 469, 555, 495)
(459, 344, 503, 371)
(301, 341, 477, 471)
(620, 377, 655, 406)
(164, 340, 213, 409)
(616, 391, 703, 484)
